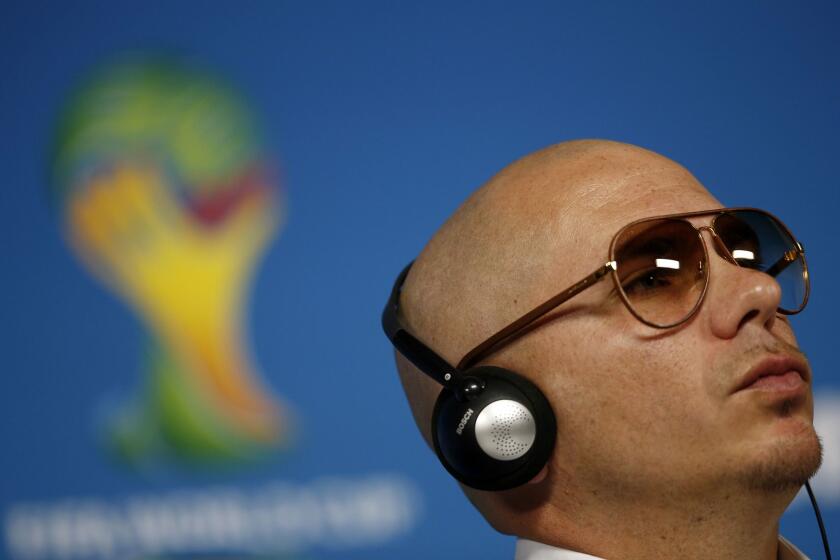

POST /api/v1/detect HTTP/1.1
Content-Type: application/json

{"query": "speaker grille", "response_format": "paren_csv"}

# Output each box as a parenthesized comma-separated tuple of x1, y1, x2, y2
(474, 400, 536, 461)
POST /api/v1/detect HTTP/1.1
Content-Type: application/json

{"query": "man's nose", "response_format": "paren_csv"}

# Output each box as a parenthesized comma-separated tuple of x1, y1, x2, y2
(701, 230, 783, 339)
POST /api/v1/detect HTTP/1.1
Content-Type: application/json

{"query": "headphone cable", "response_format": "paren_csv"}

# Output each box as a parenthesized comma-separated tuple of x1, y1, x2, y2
(806, 480, 832, 560)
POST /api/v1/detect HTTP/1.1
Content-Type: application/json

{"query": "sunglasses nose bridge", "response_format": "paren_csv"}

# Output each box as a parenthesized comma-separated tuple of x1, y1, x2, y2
(697, 225, 737, 265)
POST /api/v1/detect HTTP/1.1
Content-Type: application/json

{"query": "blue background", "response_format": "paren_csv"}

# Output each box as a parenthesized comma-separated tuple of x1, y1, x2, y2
(0, 1, 838, 559)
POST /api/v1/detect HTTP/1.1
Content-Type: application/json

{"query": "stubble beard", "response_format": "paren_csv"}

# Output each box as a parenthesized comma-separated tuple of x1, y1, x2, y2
(738, 415, 823, 494)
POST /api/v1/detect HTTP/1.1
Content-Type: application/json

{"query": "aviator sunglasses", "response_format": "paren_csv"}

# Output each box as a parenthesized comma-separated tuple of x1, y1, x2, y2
(457, 207, 809, 371)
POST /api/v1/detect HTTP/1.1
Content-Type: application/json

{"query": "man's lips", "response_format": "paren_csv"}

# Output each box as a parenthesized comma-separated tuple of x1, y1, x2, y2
(734, 354, 811, 394)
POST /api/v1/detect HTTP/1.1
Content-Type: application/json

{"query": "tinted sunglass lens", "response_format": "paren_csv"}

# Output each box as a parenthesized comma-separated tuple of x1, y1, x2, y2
(614, 219, 707, 327)
(715, 210, 807, 313)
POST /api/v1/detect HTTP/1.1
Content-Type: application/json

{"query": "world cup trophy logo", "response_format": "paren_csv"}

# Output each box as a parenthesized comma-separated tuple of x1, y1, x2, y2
(51, 58, 292, 466)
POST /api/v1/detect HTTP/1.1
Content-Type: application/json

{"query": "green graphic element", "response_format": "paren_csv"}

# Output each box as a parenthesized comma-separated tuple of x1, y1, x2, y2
(53, 58, 258, 203)
(52, 56, 292, 468)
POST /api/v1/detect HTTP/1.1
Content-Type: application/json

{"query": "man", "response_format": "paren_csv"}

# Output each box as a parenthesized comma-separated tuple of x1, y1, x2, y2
(386, 140, 822, 559)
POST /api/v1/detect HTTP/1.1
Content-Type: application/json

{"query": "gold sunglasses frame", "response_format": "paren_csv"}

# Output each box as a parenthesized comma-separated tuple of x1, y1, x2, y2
(457, 207, 809, 370)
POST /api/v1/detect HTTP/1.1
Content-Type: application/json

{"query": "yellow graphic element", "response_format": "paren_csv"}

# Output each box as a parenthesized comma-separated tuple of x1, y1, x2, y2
(67, 162, 289, 459)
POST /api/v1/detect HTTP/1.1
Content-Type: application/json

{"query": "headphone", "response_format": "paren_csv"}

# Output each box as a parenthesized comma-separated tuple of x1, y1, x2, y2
(382, 262, 557, 491)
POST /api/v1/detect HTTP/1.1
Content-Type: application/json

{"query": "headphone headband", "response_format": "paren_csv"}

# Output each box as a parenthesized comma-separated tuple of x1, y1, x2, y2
(382, 262, 458, 388)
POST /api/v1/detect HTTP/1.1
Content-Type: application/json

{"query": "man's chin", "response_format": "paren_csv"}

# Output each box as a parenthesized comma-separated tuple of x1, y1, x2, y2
(737, 422, 823, 494)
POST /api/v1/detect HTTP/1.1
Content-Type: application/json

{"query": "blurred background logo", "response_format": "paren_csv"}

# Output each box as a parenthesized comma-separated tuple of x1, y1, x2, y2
(51, 57, 292, 467)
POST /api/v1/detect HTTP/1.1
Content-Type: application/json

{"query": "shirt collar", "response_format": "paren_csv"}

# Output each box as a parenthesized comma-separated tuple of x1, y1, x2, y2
(515, 536, 810, 560)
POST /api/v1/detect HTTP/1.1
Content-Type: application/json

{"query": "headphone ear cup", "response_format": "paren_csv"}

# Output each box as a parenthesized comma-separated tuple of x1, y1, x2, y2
(431, 365, 556, 491)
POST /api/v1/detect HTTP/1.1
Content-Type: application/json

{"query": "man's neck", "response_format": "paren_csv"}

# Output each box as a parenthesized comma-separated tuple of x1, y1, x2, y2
(514, 483, 797, 560)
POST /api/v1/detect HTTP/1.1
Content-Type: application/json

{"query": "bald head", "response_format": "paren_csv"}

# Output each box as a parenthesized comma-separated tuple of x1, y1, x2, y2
(396, 140, 709, 444)
(390, 138, 821, 558)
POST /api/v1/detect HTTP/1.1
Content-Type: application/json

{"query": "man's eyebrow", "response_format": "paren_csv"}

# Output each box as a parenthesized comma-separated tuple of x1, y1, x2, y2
(616, 224, 683, 255)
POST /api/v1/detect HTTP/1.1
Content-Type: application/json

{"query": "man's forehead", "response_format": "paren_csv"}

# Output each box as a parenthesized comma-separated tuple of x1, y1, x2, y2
(557, 165, 718, 220)
(482, 141, 717, 233)
(553, 183, 713, 231)
(533, 165, 720, 283)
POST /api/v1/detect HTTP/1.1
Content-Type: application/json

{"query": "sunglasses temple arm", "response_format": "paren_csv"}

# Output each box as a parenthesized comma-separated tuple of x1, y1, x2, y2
(457, 262, 616, 370)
